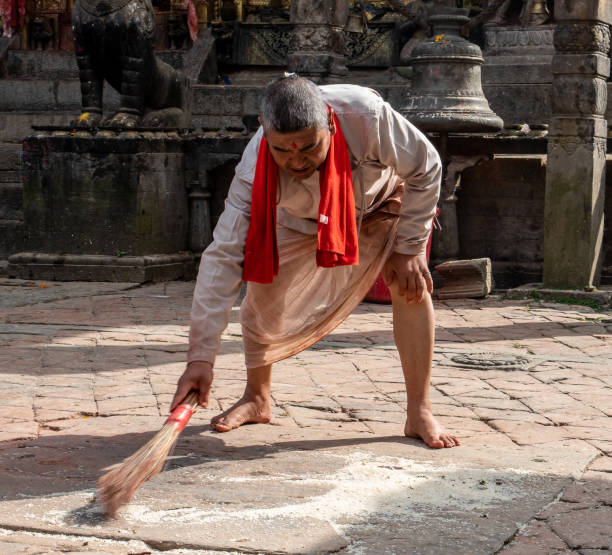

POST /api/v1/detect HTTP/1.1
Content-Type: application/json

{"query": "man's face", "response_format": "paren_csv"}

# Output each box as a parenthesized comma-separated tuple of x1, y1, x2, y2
(264, 125, 332, 180)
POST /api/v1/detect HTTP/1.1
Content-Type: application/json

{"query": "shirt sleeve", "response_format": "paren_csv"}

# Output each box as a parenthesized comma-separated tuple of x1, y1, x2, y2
(369, 101, 442, 256)
(187, 132, 261, 365)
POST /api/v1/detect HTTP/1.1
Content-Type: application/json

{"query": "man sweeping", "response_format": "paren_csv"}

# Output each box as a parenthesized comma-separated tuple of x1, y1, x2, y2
(172, 75, 459, 449)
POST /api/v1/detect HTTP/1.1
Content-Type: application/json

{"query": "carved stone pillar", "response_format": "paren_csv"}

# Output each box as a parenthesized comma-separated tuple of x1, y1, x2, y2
(286, 0, 349, 80)
(543, 1, 611, 288)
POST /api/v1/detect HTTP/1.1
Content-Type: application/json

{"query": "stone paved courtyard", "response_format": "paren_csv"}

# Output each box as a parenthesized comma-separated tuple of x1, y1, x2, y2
(0, 278, 611, 553)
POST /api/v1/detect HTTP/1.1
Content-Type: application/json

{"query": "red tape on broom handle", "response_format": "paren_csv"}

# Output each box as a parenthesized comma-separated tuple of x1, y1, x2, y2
(165, 404, 195, 432)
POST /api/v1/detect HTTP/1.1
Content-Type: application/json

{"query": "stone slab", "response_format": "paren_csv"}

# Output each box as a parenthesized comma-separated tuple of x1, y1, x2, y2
(0, 419, 598, 554)
(8, 253, 196, 283)
(0, 278, 138, 308)
(506, 283, 612, 309)
(0, 280, 610, 552)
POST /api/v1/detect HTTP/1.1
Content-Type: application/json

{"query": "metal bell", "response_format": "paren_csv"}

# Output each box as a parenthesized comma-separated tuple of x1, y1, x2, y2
(401, 5, 503, 133)
(345, 13, 365, 34)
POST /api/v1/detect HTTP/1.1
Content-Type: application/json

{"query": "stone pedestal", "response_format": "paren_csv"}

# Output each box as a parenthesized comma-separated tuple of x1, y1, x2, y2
(483, 26, 554, 85)
(286, 0, 348, 80)
(542, 2, 611, 289)
(481, 25, 554, 126)
(8, 128, 194, 282)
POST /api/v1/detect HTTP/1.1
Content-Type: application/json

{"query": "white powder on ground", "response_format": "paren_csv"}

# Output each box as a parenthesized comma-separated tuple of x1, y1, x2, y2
(122, 451, 533, 533)
(26, 450, 539, 553)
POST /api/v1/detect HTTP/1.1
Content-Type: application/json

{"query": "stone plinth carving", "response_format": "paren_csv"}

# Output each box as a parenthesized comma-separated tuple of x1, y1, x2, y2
(232, 22, 396, 68)
(483, 25, 554, 86)
(72, 0, 192, 128)
(484, 25, 554, 54)
(542, 2, 611, 288)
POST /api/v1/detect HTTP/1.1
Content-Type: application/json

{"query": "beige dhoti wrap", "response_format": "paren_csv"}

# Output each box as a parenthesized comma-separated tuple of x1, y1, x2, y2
(240, 192, 402, 368)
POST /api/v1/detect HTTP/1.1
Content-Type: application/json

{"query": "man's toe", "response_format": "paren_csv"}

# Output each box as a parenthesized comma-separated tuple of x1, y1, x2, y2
(213, 421, 231, 432)
(441, 434, 459, 448)
(214, 413, 245, 432)
(428, 437, 444, 449)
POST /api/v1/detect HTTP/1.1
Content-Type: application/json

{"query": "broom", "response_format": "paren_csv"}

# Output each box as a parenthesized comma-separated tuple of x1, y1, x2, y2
(97, 390, 199, 518)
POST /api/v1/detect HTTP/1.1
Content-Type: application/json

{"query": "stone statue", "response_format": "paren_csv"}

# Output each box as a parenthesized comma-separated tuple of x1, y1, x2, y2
(72, 0, 192, 128)
(168, 13, 190, 50)
(469, 0, 551, 28)
(29, 17, 54, 50)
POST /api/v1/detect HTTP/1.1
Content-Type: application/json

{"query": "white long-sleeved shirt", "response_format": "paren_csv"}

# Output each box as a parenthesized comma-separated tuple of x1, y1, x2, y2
(187, 84, 442, 364)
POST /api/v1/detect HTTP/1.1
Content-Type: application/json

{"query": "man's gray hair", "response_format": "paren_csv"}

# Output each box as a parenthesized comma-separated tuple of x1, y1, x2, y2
(260, 75, 328, 134)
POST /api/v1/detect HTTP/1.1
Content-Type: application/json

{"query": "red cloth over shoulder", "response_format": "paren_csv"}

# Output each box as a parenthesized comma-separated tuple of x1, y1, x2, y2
(243, 112, 358, 284)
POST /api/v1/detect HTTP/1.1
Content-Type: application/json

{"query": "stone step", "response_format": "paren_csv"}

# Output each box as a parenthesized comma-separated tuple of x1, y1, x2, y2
(0, 219, 24, 259)
(6, 49, 186, 79)
(0, 113, 75, 143)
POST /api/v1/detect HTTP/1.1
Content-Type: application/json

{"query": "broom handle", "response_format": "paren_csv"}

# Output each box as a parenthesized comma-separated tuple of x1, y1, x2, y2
(165, 390, 199, 432)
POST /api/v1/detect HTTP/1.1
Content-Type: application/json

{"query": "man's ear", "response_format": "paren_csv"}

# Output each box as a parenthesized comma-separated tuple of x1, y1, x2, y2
(328, 109, 337, 136)
(258, 116, 267, 138)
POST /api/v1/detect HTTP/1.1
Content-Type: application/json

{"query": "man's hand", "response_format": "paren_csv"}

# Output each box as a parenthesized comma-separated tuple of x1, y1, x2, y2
(170, 361, 214, 411)
(382, 252, 433, 303)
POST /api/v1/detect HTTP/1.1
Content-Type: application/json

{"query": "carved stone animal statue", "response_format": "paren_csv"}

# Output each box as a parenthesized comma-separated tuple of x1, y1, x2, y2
(167, 13, 189, 50)
(72, 0, 191, 128)
(30, 17, 54, 50)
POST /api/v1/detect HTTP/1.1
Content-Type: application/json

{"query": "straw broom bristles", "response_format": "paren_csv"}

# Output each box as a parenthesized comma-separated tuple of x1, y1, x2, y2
(97, 390, 199, 518)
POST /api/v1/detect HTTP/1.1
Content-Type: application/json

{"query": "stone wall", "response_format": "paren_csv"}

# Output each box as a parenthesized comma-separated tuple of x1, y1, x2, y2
(0, 144, 23, 259)
(458, 156, 612, 288)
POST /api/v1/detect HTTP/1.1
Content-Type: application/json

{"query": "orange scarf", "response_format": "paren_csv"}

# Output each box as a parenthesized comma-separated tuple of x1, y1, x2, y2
(243, 112, 358, 284)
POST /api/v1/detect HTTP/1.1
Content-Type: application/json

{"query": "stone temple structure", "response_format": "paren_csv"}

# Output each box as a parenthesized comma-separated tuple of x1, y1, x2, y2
(0, 0, 610, 288)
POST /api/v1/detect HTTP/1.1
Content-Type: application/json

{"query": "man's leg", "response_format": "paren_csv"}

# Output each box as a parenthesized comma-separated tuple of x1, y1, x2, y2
(211, 364, 273, 432)
(390, 287, 459, 448)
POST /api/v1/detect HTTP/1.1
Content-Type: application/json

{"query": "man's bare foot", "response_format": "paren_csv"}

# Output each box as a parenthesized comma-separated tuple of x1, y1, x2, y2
(211, 393, 271, 432)
(405, 406, 459, 449)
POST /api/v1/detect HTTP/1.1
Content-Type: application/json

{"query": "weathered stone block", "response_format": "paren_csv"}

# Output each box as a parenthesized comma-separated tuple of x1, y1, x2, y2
(0, 143, 21, 171)
(0, 80, 56, 111)
(550, 76, 608, 116)
(458, 157, 547, 264)
(7, 50, 78, 79)
(543, 136, 606, 287)
(0, 220, 23, 259)
(7, 252, 195, 282)
(548, 116, 608, 138)
(11, 130, 191, 281)
(554, 1, 612, 24)
(483, 84, 551, 126)
(551, 53, 610, 77)
(0, 183, 22, 220)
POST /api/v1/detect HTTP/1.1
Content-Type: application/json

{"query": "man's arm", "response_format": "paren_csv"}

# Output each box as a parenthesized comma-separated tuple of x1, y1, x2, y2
(172, 131, 262, 409)
(370, 101, 442, 302)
